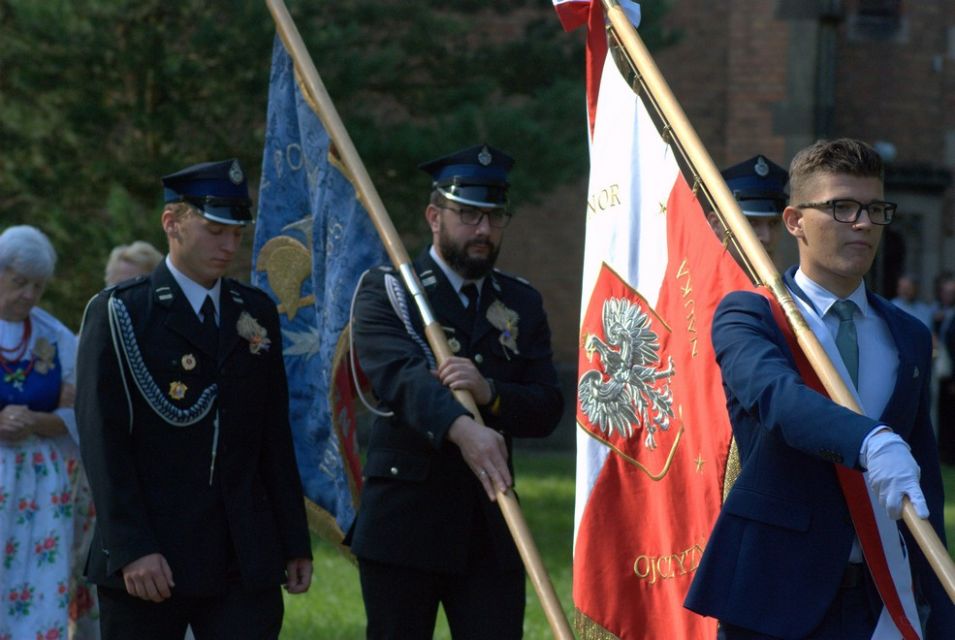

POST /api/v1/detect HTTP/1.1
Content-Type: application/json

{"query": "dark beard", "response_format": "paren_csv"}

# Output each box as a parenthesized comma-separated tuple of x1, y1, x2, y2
(439, 234, 500, 280)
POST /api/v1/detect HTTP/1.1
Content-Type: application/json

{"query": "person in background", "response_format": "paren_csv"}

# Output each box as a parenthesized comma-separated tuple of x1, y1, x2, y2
(346, 144, 564, 639)
(0, 225, 79, 639)
(76, 159, 312, 639)
(104, 240, 163, 287)
(891, 273, 933, 329)
(934, 274, 955, 462)
(706, 154, 788, 265)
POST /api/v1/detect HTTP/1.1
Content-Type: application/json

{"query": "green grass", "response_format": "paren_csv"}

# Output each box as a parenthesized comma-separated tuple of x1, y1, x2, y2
(280, 450, 576, 639)
(281, 453, 955, 639)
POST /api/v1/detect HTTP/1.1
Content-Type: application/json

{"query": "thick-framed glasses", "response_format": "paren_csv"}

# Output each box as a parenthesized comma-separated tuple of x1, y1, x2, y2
(796, 199, 896, 225)
(437, 204, 512, 228)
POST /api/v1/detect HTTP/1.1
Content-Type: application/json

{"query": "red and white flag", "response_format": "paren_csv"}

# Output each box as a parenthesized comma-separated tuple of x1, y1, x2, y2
(556, 2, 754, 637)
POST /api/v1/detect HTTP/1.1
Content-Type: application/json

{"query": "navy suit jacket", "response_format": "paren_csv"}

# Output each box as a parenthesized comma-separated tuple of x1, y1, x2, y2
(685, 267, 953, 638)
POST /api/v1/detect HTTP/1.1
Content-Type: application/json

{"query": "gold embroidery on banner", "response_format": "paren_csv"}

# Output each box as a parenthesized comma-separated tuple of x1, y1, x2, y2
(256, 234, 316, 321)
(723, 436, 742, 501)
(575, 608, 621, 640)
(587, 183, 622, 216)
(578, 420, 684, 481)
(633, 541, 705, 585)
(676, 258, 699, 357)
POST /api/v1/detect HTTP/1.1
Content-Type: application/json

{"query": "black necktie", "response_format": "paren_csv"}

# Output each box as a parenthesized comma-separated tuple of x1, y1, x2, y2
(201, 295, 218, 351)
(462, 283, 479, 328)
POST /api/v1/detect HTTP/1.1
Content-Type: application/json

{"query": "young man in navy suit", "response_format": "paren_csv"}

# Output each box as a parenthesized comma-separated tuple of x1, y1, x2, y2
(686, 138, 953, 638)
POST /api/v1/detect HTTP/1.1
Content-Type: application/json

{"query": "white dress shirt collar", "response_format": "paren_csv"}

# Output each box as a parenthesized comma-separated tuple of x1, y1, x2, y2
(165, 256, 221, 320)
(793, 269, 870, 319)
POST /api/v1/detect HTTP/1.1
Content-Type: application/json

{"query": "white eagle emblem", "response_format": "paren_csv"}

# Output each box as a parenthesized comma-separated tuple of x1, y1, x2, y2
(579, 297, 675, 449)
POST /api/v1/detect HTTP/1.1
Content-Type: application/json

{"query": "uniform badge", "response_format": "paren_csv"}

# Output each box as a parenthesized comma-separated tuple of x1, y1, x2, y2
(478, 146, 492, 166)
(486, 301, 520, 360)
(181, 353, 197, 371)
(237, 311, 271, 355)
(448, 337, 462, 354)
(229, 159, 244, 185)
(32, 338, 57, 374)
(169, 381, 188, 400)
(754, 156, 769, 177)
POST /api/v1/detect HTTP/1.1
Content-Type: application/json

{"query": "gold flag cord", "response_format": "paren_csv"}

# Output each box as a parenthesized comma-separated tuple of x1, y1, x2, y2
(599, 0, 955, 601)
(264, 1, 575, 636)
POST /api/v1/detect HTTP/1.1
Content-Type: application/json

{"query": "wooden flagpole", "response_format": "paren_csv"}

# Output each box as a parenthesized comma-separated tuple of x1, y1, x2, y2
(598, 0, 955, 602)
(264, 1, 575, 636)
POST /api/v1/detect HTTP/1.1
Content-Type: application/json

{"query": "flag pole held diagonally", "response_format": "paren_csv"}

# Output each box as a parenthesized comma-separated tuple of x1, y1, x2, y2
(264, 1, 575, 636)
(597, 0, 955, 602)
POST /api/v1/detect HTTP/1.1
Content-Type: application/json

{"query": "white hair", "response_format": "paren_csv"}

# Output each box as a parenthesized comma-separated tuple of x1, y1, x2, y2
(0, 225, 57, 280)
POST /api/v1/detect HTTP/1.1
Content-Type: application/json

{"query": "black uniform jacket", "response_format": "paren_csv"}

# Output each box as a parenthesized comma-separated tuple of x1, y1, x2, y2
(75, 261, 311, 596)
(347, 250, 563, 573)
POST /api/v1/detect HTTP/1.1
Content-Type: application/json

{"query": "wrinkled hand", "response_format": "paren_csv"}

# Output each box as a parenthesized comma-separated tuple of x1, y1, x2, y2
(0, 405, 32, 442)
(447, 415, 511, 501)
(284, 558, 313, 594)
(862, 430, 928, 520)
(122, 553, 175, 602)
(434, 357, 493, 406)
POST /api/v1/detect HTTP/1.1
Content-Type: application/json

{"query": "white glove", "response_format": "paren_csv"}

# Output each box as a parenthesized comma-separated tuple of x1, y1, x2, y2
(860, 429, 929, 520)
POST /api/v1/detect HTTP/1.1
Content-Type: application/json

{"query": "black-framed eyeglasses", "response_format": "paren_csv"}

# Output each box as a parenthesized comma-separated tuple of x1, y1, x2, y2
(796, 199, 896, 225)
(437, 204, 512, 228)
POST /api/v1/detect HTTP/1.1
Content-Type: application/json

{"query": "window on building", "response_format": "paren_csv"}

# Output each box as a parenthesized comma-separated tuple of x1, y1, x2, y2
(850, 0, 905, 42)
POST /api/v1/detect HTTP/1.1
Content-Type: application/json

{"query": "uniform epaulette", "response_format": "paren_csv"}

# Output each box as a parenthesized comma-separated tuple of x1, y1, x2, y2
(226, 278, 270, 300)
(111, 274, 149, 293)
(492, 268, 532, 287)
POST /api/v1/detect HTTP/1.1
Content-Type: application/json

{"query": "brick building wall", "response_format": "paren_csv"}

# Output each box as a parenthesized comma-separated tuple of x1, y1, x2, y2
(650, 0, 955, 296)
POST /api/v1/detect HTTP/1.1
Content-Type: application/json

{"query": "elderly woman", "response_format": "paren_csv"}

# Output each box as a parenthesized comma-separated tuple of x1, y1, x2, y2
(0, 225, 78, 639)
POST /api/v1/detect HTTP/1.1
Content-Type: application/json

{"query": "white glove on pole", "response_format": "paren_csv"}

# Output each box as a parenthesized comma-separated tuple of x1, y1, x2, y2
(860, 429, 929, 520)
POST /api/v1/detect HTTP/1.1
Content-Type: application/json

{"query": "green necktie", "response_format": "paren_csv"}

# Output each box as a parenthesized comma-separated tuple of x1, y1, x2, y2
(832, 299, 858, 388)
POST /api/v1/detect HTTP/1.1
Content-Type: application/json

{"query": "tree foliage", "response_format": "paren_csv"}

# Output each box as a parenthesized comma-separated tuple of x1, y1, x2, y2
(0, 0, 674, 328)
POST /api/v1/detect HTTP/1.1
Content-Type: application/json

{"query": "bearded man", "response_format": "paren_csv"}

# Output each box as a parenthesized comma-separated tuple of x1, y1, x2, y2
(344, 144, 564, 640)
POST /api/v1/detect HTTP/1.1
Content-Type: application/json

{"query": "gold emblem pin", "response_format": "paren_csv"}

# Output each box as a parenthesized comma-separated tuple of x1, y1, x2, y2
(169, 381, 188, 401)
(181, 353, 197, 371)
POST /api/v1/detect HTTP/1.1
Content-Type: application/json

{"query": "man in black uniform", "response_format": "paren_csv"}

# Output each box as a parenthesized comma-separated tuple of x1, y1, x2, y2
(76, 159, 312, 639)
(347, 144, 564, 639)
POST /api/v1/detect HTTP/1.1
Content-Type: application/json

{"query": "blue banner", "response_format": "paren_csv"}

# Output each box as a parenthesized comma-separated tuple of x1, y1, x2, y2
(252, 36, 386, 541)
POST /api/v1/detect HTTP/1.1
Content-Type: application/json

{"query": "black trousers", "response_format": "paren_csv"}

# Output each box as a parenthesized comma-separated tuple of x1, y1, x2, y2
(98, 583, 283, 640)
(358, 556, 525, 640)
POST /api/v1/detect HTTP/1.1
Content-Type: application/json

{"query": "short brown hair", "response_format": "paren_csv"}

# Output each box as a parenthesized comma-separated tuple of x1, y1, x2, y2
(163, 202, 198, 221)
(789, 138, 884, 202)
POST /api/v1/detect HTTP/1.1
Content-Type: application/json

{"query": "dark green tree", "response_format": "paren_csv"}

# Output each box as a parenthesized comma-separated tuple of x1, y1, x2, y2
(0, 0, 674, 328)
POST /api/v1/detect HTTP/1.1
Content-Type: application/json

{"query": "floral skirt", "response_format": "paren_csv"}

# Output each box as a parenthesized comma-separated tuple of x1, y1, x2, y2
(0, 436, 74, 640)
